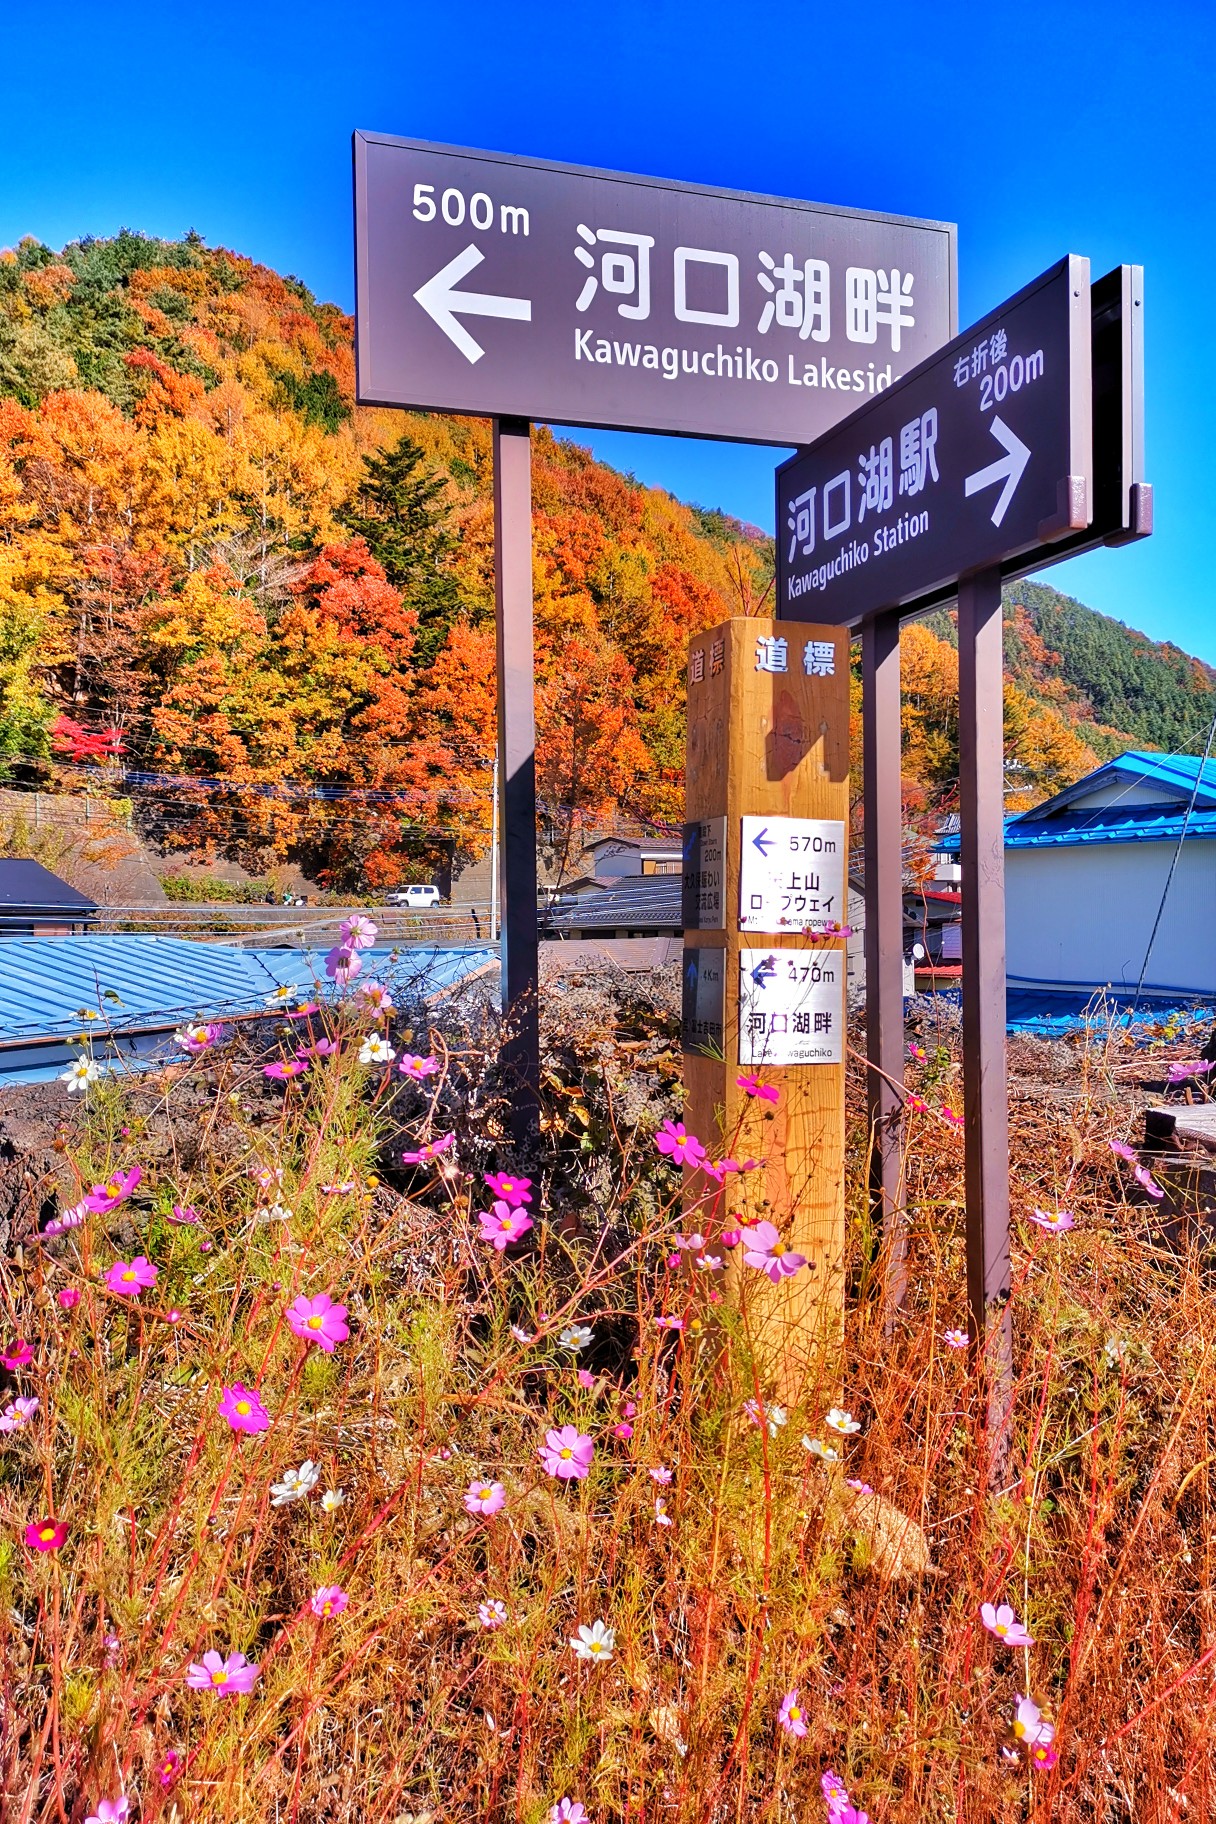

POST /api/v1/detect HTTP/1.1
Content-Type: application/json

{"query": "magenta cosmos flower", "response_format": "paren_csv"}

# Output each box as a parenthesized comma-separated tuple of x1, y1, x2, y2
(538, 1424, 594, 1480)
(740, 1220, 807, 1283)
(401, 1131, 455, 1166)
(310, 1584, 349, 1618)
(57, 1289, 80, 1311)
(218, 1384, 272, 1433)
(1029, 1208, 1075, 1234)
(25, 1517, 68, 1552)
(185, 1649, 260, 1696)
(485, 1171, 532, 1206)
(550, 1803, 589, 1824)
(104, 1256, 158, 1297)
(398, 1053, 439, 1080)
(478, 1203, 533, 1251)
(778, 1689, 808, 1737)
(1133, 1162, 1165, 1200)
(286, 1292, 350, 1353)
(1, 1337, 34, 1368)
(981, 1601, 1034, 1647)
(464, 1477, 506, 1516)
(654, 1120, 707, 1167)
(168, 1202, 200, 1225)
(83, 1166, 142, 1214)
(263, 1058, 309, 1081)
(174, 1021, 224, 1054)
(1110, 1138, 1137, 1162)
(821, 1770, 851, 1813)
(737, 1072, 780, 1105)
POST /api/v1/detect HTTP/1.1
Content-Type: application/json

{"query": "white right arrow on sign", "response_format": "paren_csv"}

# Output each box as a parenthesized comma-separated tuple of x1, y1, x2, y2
(964, 415, 1032, 527)
(413, 244, 532, 365)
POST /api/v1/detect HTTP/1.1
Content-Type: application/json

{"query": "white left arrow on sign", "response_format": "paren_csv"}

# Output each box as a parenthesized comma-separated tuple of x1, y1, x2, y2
(413, 244, 532, 364)
(964, 415, 1032, 528)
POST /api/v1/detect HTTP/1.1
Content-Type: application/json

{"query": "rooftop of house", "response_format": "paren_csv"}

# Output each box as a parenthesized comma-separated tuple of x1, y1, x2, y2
(0, 859, 98, 912)
(937, 751, 1216, 852)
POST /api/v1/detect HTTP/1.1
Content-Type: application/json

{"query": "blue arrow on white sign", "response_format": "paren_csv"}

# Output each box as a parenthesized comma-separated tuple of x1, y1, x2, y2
(751, 826, 775, 857)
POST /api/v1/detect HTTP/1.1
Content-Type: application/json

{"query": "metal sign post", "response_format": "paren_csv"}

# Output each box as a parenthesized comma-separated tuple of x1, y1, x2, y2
(773, 257, 1151, 1382)
(682, 618, 850, 1400)
(354, 132, 957, 1131)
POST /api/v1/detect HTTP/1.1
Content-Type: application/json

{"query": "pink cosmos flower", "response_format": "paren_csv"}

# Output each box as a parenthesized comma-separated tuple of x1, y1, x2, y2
(84, 1800, 129, 1824)
(673, 1232, 704, 1251)
(1, 1338, 34, 1367)
(981, 1600, 1034, 1647)
(25, 1517, 68, 1551)
(740, 1220, 807, 1283)
(324, 944, 363, 985)
(1029, 1208, 1075, 1234)
(286, 1292, 350, 1353)
(906, 1093, 928, 1113)
(218, 1384, 272, 1434)
(907, 1042, 927, 1061)
(576, 1369, 596, 1389)
(778, 1689, 808, 1737)
(943, 1327, 969, 1348)
(283, 1002, 321, 1019)
(477, 1203, 533, 1250)
(185, 1649, 260, 1696)
(703, 1158, 741, 1183)
(1134, 1163, 1165, 1200)
(654, 1496, 672, 1526)
(821, 1770, 851, 1814)
(320, 1181, 357, 1195)
(43, 1199, 88, 1238)
(464, 1478, 506, 1516)
(83, 1167, 142, 1213)
(653, 1121, 708, 1168)
(104, 1256, 158, 1297)
(1013, 1694, 1054, 1748)
(1109, 1138, 1138, 1162)
(168, 1203, 200, 1225)
(479, 1598, 508, 1629)
(402, 1132, 455, 1165)
(57, 1289, 80, 1311)
(297, 1037, 338, 1058)
(845, 1477, 875, 1494)
(1167, 1059, 1214, 1083)
(251, 1164, 283, 1189)
(737, 1073, 780, 1105)
(656, 1315, 685, 1330)
(263, 1059, 309, 1081)
(485, 1171, 532, 1207)
(311, 1584, 349, 1618)
(0, 1396, 39, 1430)
(650, 1464, 672, 1483)
(539, 1424, 594, 1480)
(359, 981, 395, 1015)
(174, 1021, 224, 1054)
(340, 914, 378, 950)
(550, 1802, 589, 1824)
(398, 1053, 439, 1080)
(612, 1422, 634, 1440)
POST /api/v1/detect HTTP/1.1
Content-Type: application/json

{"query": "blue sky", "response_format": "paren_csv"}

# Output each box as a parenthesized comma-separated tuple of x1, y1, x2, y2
(2, 0, 1211, 659)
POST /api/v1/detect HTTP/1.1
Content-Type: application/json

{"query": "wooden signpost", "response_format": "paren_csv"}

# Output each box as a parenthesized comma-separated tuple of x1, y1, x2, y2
(682, 617, 849, 1399)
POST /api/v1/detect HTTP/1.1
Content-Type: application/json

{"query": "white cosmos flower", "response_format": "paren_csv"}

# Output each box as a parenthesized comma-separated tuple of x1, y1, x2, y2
(60, 1057, 101, 1094)
(559, 1325, 594, 1352)
(825, 1407, 862, 1435)
(803, 1436, 841, 1462)
(358, 1034, 396, 1065)
(570, 1618, 615, 1662)
(270, 1459, 320, 1506)
(321, 1488, 345, 1513)
(264, 984, 299, 1008)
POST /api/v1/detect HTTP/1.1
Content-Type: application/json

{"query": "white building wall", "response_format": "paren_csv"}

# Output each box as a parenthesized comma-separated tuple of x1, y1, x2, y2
(1064, 780, 1171, 810)
(1006, 839, 1216, 995)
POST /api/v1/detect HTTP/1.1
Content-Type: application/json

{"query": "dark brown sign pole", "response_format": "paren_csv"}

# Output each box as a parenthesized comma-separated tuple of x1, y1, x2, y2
(861, 608, 907, 1312)
(957, 565, 1014, 1444)
(492, 417, 541, 1143)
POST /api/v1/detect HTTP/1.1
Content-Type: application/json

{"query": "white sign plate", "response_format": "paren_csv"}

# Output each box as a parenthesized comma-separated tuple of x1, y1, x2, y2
(738, 815, 846, 933)
(738, 948, 843, 1066)
(681, 816, 726, 930)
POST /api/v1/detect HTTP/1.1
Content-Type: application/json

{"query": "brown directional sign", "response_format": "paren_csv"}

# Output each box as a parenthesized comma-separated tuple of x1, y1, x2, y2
(354, 131, 956, 444)
(774, 256, 1144, 630)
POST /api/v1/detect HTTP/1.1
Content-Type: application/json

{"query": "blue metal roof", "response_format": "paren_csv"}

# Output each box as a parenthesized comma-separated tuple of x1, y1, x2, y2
(0, 936, 498, 1043)
(937, 750, 1216, 853)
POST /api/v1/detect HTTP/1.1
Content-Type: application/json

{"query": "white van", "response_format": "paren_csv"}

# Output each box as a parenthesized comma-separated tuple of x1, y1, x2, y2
(386, 884, 441, 909)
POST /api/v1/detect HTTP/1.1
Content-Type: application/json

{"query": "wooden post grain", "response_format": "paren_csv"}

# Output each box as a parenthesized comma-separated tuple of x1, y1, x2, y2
(683, 617, 850, 1402)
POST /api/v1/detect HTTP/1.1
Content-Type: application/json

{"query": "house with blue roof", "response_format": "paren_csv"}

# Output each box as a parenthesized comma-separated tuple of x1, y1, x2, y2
(942, 750, 1216, 1001)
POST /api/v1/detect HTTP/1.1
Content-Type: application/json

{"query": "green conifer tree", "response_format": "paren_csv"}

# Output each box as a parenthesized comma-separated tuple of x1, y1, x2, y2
(342, 434, 460, 661)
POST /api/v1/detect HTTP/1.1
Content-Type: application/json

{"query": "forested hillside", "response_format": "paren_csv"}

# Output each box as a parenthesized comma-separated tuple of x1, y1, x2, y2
(0, 230, 1207, 882)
